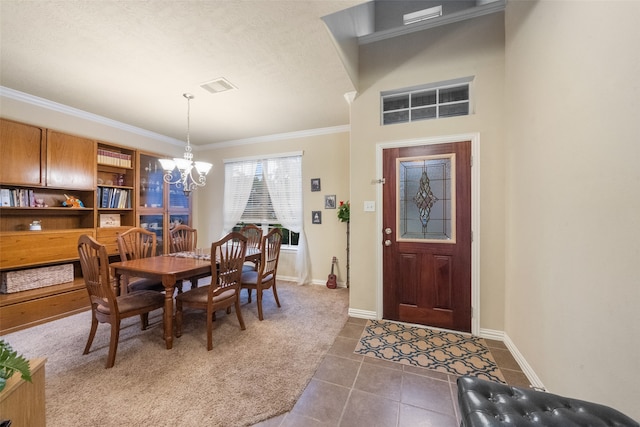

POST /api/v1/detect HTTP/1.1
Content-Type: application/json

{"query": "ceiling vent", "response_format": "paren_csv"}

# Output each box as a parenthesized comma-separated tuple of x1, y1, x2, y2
(200, 77, 237, 94)
(403, 5, 443, 25)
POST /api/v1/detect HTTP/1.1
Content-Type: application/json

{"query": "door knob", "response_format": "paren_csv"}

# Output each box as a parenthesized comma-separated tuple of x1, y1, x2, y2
(384, 239, 392, 246)
(385, 228, 392, 235)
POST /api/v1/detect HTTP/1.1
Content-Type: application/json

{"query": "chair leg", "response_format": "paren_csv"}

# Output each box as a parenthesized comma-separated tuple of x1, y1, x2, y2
(206, 308, 215, 351)
(272, 282, 281, 308)
(257, 288, 264, 321)
(83, 312, 98, 355)
(235, 297, 246, 330)
(175, 300, 183, 338)
(246, 288, 252, 303)
(106, 321, 120, 369)
(140, 313, 149, 330)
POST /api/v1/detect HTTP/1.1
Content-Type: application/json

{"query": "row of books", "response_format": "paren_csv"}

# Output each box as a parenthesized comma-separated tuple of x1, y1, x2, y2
(97, 149, 132, 168)
(98, 187, 131, 209)
(1, 188, 37, 207)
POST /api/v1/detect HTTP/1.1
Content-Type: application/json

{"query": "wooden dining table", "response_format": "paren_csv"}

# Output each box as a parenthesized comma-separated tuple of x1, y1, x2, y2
(110, 247, 260, 349)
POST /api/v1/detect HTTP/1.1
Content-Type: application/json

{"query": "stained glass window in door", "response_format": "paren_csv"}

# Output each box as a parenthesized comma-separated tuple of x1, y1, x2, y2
(398, 154, 455, 242)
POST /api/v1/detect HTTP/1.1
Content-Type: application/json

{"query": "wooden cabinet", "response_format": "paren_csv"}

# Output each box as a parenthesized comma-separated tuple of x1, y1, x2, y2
(138, 152, 192, 254)
(46, 130, 95, 189)
(0, 119, 45, 186)
(0, 120, 192, 334)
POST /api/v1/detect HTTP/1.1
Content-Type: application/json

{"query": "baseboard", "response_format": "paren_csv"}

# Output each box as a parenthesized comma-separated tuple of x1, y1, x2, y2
(480, 328, 545, 390)
(347, 308, 376, 319)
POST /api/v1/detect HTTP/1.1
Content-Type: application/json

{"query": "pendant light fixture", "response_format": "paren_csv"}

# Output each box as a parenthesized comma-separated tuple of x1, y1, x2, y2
(159, 93, 212, 195)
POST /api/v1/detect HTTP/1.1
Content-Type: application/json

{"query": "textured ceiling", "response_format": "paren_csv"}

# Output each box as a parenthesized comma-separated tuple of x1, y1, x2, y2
(0, 1, 363, 146)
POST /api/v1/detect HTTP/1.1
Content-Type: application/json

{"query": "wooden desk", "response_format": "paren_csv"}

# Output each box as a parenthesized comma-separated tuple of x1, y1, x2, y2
(110, 256, 211, 349)
(109, 247, 260, 349)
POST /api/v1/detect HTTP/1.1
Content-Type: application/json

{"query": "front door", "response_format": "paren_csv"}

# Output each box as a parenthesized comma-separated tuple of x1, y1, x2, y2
(382, 141, 472, 332)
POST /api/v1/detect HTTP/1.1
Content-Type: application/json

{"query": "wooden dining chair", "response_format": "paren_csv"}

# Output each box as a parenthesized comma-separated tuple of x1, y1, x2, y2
(169, 224, 207, 289)
(77, 234, 164, 368)
(116, 227, 165, 294)
(240, 227, 283, 321)
(239, 224, 262, 272)
(175, 232, 247, 351)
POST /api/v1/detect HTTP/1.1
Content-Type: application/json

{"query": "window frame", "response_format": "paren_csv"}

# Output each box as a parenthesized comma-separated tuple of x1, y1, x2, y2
(381, 76, 474, 126)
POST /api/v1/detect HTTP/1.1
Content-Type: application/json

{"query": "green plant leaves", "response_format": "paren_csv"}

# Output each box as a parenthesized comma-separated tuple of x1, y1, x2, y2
(0, 339, 32, 392)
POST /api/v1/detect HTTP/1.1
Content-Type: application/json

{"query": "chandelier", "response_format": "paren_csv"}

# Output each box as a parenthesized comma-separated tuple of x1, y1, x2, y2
(158, 93, 212, 195)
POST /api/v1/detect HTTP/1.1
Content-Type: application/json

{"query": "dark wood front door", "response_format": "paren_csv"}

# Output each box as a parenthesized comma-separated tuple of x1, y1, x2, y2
(382, 141, 472, 332)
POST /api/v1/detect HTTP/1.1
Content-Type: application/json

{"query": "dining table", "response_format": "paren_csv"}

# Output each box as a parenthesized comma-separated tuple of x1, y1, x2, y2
(110, 246, 260, 349)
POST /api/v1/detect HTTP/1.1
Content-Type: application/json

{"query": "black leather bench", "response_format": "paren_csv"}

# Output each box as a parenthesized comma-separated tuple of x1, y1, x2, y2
(457, 375, 638, 427)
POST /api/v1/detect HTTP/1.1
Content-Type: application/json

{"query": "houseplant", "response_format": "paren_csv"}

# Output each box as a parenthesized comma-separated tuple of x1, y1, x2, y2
(337, 201, 350, 287)
(0, 339, 31, 392)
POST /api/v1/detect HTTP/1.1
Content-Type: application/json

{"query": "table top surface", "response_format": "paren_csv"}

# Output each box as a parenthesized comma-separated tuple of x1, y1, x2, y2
(110, 247, 260, 275)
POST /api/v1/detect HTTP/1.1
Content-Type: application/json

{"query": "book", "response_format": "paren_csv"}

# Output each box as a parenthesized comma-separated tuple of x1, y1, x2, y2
(0, 189, 10, 207)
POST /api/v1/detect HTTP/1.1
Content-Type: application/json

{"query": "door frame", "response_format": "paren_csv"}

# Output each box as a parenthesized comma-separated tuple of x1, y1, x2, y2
(375, 132, 481, 335)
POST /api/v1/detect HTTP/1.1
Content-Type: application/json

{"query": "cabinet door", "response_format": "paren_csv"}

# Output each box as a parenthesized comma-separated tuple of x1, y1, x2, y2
(0, 119, 45, 186)
(46, 130, 95, 189)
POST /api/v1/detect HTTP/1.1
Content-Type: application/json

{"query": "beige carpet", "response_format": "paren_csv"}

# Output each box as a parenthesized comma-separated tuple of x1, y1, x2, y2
(3, 281, 349, 426)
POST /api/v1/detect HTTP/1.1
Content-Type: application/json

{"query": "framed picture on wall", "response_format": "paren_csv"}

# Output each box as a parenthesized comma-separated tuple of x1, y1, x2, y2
(312, 210, 322, 224)
(325, 195, 336, 209)
(311, 178, 321, 192)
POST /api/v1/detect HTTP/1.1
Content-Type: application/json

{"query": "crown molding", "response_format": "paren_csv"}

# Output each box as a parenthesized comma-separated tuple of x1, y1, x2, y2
(204, 125, 351, 150)
(1, 86, 350, 150)
(0, 86, 184, 147)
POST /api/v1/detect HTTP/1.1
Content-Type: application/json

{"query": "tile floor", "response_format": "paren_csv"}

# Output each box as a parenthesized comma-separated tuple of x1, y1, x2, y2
(252, 317, 531, 427)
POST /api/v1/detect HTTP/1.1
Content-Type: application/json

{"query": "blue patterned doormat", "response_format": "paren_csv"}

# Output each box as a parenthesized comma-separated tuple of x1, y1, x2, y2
(355, 319, 506, 383)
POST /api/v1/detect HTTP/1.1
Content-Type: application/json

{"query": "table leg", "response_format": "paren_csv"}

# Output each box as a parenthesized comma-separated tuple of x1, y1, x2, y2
(162, 274, 177, 349)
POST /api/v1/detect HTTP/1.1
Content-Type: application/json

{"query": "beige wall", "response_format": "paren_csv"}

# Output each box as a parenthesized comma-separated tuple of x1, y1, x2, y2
(504, 1, 640, 419)
(349, 13, 507, 330)
(195, 132, 351, 283)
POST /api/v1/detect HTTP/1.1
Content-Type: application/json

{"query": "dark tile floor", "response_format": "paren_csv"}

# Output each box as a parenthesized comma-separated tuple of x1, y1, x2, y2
(252, 317, 530, 427)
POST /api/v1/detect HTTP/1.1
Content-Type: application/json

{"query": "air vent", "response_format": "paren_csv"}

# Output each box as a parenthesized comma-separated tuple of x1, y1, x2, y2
(403, 5, 443, 25)
(200, 77, 237, 94)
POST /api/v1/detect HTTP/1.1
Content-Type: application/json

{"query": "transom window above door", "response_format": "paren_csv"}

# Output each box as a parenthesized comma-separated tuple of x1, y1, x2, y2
(381, 77, 473, 125)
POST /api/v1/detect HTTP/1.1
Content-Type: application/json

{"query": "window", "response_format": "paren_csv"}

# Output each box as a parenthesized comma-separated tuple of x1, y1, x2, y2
(223, 157, 301, 248)
(381, 77, 472, 125)
(235, 162, 299, 247)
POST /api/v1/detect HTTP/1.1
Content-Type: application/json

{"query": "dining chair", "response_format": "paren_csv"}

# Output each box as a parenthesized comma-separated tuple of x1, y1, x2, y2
(77, 234, 164, 368)
(240, 227, 283, 321)
(169, 224, 208, 289)
(239, 224, 262, 272)
(175, 232, 247, 351)
(116, 227, 165, 294)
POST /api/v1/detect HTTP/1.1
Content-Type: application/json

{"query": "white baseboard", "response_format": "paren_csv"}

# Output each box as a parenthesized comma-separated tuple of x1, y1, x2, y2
(348, 308, 376, 319)
(480, 328, 545, 390)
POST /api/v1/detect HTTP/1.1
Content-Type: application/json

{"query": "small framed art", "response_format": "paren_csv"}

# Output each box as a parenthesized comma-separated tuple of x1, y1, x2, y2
(325, 195, 336, 209)
(312, 210, 322, 224)
(311, 178, 321, 192)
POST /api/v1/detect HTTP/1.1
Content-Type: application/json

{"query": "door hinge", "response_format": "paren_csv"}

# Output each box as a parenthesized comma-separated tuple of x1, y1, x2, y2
(471, 230, 474, 242)
(470, 155, 474, 167)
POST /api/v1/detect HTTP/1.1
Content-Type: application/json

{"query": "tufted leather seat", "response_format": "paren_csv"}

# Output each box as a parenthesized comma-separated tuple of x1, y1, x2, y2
(457, 376, 638, 427)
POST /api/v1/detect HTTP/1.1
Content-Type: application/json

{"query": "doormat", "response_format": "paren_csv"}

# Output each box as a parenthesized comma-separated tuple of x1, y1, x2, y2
(355, 319, 506, 383)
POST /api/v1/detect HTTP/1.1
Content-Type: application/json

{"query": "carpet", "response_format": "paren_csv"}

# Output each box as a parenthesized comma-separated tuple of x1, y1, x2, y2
(3, 281, 349, 426)
(355, 319, 506, 383)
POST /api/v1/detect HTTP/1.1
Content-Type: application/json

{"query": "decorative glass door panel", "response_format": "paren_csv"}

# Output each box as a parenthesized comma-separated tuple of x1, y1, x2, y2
(397, 154, 455, 243)
(139, 214, 164, 255)
(139, 154, 164, 209)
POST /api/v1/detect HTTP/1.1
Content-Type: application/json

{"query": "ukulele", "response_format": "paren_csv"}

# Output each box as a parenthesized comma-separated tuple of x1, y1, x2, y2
(326, 256, 337, 289)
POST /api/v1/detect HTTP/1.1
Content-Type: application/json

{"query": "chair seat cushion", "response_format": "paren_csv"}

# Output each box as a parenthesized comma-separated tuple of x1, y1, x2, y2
(97, 290, 164, 315)
(176, 285, 236, 305)
(240, 271, 273, 286)
(127, 277, 165, 293)
(457, 376, 638, 427)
